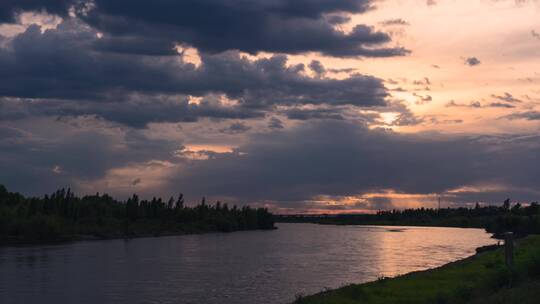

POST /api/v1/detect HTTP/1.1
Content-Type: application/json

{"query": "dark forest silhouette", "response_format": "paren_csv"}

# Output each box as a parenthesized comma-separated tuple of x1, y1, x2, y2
(278, 199, 540, 238)
(0, 185, 275, 244)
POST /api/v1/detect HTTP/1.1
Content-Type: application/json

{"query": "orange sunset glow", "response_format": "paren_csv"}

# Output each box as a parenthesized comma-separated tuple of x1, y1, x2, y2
(0, 0, 539, 213)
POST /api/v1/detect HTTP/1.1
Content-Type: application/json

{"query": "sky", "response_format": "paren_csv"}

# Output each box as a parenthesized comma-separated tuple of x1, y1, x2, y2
(0, 0, 539, 213)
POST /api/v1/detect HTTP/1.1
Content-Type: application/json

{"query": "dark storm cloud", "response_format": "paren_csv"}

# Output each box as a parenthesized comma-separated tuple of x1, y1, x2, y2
(284, 107, 345, 120)
(67, 95, 265, 128)
(0, 123, 181, 195)
(0, 22, 185, 101)
(464, 57, 481, 66)
(78, 0, 408, 58)
(325, 14, 351, 25)
(92, 35, 177, 56)
(1, 0, 408, 57)
(0, 21, 389, 126)
(309, 60, 326, 77)
(0, 95, 265, 128)
(171, 120, 540, 203)
(3, 119, 539, 205)
(279, 100, 422, 126)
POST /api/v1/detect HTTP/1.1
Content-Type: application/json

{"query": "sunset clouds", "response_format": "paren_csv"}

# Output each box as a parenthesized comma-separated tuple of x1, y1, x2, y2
(0, 0, 539, 212)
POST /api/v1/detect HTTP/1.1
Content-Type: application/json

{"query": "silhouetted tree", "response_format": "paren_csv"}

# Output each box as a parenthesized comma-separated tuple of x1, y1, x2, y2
(0, 185, 275, 243)
(503, 198, 511, 211)
(175, 194, 184, 210)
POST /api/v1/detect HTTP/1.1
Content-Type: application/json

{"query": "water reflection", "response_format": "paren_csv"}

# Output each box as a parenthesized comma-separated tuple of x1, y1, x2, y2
(0, 223, 495, 304)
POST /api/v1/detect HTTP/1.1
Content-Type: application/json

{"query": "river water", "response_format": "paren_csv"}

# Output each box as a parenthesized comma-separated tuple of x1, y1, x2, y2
(0, 223, 496, 304)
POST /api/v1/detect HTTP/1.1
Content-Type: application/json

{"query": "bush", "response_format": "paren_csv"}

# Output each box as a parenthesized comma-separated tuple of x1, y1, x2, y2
(526, 255, 540, 278)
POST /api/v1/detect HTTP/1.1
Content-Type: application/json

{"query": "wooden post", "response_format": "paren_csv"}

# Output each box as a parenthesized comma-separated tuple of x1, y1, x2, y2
(504, 232, 514, 269)
(504, 232, 514, 287)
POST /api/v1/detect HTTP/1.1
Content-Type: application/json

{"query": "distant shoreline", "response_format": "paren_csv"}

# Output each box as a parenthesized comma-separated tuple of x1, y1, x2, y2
(279, 219, 485, 228)
(282, 221, 512, 240)
(276, 205, 540, 239)
(1, 226, 278, 248)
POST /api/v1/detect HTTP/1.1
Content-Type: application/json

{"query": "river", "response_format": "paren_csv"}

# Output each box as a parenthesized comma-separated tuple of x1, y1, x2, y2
(0, 223, 496, 304)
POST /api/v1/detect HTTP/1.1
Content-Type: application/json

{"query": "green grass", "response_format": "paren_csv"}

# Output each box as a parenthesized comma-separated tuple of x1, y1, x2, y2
(295, 235, 540, 304)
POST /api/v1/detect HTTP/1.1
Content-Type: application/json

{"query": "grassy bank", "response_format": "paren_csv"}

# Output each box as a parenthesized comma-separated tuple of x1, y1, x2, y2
(294, 235, 540, 304)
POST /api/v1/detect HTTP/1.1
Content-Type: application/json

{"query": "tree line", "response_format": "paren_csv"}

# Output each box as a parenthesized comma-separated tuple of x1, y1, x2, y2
(278, 199, 540, 238)
(0, 185, 275, 244)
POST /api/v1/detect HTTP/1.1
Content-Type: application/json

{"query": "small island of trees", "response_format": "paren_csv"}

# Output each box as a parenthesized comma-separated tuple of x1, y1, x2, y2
(0, 185, 275, 244)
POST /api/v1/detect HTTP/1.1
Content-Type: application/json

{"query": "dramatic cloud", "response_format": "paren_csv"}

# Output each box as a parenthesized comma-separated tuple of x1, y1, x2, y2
(0, 95, 265, 128)
(171, 121, 540, 204)
(0, 21, 390, 127)
(1, 0, 539, 212)
(83, 0, 409, 57)
(1, 0, 409, 58)
(3, 120, 538, 206)
(0, 120, 181, 195)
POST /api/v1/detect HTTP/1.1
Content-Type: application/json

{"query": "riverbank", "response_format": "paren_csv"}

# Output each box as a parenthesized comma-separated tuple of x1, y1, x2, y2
(1, 225, 278, 247)
(294, 234, 540, 304)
